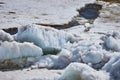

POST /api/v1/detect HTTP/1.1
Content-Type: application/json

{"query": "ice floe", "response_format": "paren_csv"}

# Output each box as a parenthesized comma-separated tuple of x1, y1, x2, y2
(101, 31, 120, 52)
(81, 50, 104, 64)
(15, 25, 80, 54)
(0, 41, 43, 68)
(0, 0, 96, 28)
(60, 62, 109, 80)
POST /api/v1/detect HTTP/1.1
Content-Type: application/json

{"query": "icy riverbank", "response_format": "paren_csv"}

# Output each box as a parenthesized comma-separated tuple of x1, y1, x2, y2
(0, 0, 120, 80)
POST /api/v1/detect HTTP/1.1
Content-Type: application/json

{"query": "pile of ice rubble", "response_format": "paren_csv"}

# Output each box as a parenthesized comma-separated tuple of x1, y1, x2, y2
(0, 24, 120, 80)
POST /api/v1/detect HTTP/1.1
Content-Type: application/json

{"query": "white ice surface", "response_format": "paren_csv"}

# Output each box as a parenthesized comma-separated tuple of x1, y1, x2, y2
(0, 0, 95, 28)
(0, 0, 120, 80)
(60, 62, 109, 80)
(81, 50, 104, 64)
(0, 69, 62, 80)
(16, 25, 78, 50)
(64, 38, 106, 63)
(101, 31, 120, 52)
(0, 41, 43, 60)
(33, 49, 71, 69)
(104, 36, 120, 51)
(102, 54, 120, 80)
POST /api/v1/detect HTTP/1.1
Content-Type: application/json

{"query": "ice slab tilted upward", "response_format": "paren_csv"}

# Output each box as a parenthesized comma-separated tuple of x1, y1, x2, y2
(16, 25, 77, 51)
(59, 62, 109, 80)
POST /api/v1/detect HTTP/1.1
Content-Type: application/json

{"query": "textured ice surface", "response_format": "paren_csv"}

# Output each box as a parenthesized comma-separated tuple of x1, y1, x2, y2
(64, 39, 105, 63)
(101, 31, 120, 52)
(16, 25, 77, 51)
(0, 0, 95, 28)
(102, 54, 120, 80)
(60, 62, 109, 80)
(104, 37, 120, 51)
(0, 41, 43, 60)
(33, 49, 71, 69)
(0, 41, 43, 68)
(0, 0, 120, 80)
(81, 50, 104, 64)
